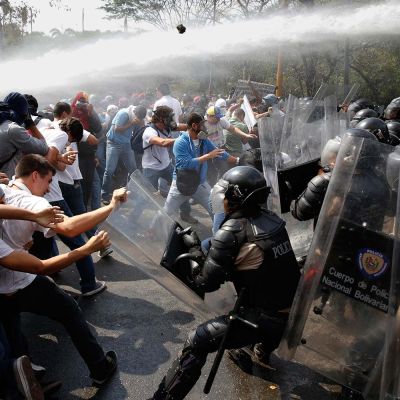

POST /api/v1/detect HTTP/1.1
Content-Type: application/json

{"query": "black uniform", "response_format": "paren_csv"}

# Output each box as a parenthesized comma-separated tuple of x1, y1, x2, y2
(291, 167, 332, 224)
(152, 208, 300, 400)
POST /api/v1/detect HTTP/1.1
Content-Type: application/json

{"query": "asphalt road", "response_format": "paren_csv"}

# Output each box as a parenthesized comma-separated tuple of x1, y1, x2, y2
(21, 206, 345, 400)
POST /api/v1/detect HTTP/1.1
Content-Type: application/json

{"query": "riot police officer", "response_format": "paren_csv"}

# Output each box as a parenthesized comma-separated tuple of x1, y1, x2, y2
(291, 136, 341, 224)
(150, 166, 300, 400)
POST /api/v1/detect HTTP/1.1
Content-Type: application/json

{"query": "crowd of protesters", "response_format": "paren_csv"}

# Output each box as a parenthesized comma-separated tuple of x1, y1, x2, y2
(0, 83, 268, 399)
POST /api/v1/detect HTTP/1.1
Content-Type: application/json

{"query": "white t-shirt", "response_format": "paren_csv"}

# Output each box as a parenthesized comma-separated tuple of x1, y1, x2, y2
(41, 127, 69, 202)
(154, 95, 182, 125)
(0, 238, 28, 295)
(0, 183, 54, 293)
(63, 128, 90, 181)
(142, 126, 171, 170)
(33, 115, 52, 131)
(205, 118, 231, 147)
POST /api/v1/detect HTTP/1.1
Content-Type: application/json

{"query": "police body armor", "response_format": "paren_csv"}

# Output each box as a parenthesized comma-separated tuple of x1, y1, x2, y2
(152, 209, 300, 400)
(227, 209, 300, 312)
(291, 168, 332, 222)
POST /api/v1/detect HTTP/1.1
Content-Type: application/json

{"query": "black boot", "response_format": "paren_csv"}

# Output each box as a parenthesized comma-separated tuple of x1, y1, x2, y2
(151, 347, 207, 400)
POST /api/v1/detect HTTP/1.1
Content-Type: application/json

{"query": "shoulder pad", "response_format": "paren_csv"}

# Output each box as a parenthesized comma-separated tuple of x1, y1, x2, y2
(308, 172, 331, 194)
(212, 218, 246, 249)
(249, 211, 285, 240)
(219, 218, 246, 233)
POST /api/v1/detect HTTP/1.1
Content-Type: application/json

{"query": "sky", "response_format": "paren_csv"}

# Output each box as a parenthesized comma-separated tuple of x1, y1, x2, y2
(26, 0, 129, 33)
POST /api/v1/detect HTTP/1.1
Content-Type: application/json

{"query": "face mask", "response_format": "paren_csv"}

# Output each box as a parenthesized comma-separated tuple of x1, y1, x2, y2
(164, 114, 177, 131)
(198, 131, 208, 140)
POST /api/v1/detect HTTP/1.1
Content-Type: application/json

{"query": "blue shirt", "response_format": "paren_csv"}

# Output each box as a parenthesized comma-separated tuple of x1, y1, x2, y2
(173, 132, 229, 183)
(106, 109, 132, 145)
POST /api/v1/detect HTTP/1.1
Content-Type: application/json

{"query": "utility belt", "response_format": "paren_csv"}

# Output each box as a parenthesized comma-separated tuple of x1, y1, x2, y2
(240, 306, 290, 325)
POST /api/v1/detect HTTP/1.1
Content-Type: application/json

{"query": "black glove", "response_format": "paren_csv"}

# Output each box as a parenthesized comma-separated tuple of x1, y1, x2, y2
(182, 229, 201, 250)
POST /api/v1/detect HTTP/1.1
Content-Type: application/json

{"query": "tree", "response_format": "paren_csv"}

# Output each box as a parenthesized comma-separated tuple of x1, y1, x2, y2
(100, 0, 234, 30)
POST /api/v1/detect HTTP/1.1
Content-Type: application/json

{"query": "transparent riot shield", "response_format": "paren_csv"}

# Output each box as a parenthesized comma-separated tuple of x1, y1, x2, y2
(371, 146, 400, 400)
(280, 84, 328, 166)
(279, 135, 396, 396)
(339, 83, 361, 130)
(258, 113, 315, 259)
(102, 170, 236, 318)
(323, 95, 341, 151)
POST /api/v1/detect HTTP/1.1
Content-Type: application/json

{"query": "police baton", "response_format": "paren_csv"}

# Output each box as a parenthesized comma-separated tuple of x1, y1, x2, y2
(203, 288, 258, 394)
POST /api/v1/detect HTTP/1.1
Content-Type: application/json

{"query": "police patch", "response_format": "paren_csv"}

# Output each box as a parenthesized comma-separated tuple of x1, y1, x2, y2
(357, 248, 389, 280)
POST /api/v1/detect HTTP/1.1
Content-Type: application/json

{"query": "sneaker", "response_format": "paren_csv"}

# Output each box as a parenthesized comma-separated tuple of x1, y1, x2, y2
(31, 362, 46, 381)
(101, 199, 110, 206)
(90, 351, 118, 387)
(180, 213, 199, 224)
(98, 246, 113, 259)
(81, 280, 107, 298)
(13, 355, 44, 400)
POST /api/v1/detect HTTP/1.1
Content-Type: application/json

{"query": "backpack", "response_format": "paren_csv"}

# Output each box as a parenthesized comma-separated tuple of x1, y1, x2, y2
(130, 124, 148, 154)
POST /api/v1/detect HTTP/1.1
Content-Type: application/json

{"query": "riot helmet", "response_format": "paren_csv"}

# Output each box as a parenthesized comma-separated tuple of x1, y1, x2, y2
(390, 97, 400, 105)
(386, 120, 400, 138)
(350, 108, 379, 128)
(348, 98, 373, 119)
(386, 120, 400, 146)
(343, 128, 379, 170)
(344, 127, 378, 141)
(386, 145, 400, 191)
(384, 102, 400, 121)
(221, 166, 270, 208)
(355, 117, 390, 143)
(262, 94, 278, 108)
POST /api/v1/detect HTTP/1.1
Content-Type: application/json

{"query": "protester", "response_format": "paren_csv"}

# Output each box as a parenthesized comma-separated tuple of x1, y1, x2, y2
(0, 92, 49, 179)
(101, 105, 137, 205)
(164, 113, 239, 219)
(71, 91, 102, 208)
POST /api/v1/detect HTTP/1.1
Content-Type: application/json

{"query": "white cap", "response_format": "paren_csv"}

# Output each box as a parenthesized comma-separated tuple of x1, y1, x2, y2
(215, 98, 226, 109)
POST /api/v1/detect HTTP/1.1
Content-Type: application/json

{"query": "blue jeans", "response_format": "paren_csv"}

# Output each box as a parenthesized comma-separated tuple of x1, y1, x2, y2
(91, 169, 101, 211)
(143, 164, 190, 215)
(50, 200, 97, 292)
(96, 139, 107, 183)
(102, 141, 136, 202)
(59, 181, 96, 238)
(201, 211, 225, 253)
(164, 180, 212, 219)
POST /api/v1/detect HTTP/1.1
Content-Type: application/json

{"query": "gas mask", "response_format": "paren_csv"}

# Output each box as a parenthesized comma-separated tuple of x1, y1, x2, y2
(165, 113, 177, 131)
(197, 121, 208, 139)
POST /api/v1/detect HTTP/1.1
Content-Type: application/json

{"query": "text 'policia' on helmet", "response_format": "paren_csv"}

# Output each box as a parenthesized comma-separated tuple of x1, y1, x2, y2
(221, 166, 270, 207)
(355, 117, 390, 144)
